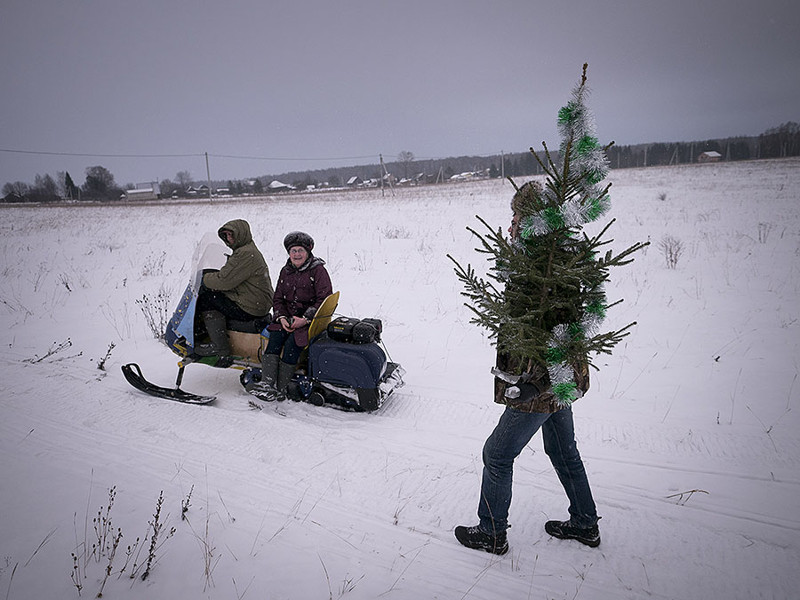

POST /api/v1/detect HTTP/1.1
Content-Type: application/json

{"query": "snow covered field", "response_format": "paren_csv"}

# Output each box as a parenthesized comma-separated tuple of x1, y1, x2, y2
(1, 157, 798, 599)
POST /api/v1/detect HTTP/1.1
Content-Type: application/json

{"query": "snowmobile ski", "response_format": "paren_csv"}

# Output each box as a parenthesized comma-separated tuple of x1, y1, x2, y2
(121, 363, 216, 405)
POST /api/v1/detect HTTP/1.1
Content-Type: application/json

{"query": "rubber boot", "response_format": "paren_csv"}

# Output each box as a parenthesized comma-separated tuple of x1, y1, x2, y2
(260, 353, 279, 388)
(244, 353, 279, 401)
(195, 311, 231, 356)
(276, 361, 296, 401)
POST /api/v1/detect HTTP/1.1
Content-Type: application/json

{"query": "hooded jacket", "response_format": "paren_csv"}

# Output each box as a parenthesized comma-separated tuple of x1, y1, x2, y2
(202, 219, 274, 317)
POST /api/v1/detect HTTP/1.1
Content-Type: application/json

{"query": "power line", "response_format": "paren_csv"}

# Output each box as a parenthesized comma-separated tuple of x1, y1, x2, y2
(211, 153, 378, 162)
(0, 148, 203, 159)
(0, 147, 508, 163)
(0, 147, 380, 162)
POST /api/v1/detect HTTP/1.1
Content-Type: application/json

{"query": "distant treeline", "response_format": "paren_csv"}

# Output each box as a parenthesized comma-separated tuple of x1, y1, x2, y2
(276, 121, 800, 188)
(3, 122, 798, 203)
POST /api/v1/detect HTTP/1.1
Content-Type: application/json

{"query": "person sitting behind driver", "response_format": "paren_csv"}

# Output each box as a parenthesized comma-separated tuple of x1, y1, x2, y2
(247, 231, 332, 400)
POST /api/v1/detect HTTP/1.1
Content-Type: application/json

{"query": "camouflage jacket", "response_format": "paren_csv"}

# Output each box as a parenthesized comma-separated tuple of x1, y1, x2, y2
(493, 351, 590, 413)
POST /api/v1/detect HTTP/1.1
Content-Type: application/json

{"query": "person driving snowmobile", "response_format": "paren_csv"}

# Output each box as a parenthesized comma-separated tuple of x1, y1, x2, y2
(195, 219, 274, 357)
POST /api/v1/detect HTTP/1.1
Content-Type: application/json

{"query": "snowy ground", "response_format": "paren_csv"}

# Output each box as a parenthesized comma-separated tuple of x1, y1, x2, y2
(1, 158, 798, 600)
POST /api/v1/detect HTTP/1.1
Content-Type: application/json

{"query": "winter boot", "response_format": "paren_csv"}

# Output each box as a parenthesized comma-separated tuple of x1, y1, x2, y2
(454, 525, 509, 556)
(544, 520, 601, 548)
(275, 361, 296, 401)
(244, 353, 280, 401)
(195, 311, 231, 357)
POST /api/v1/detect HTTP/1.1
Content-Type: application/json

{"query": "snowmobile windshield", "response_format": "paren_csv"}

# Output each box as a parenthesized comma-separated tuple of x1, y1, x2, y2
(190, 232, 229, 292)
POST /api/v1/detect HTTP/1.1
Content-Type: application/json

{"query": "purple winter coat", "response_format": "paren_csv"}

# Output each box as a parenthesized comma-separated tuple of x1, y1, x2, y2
(267, 255, 333, 348)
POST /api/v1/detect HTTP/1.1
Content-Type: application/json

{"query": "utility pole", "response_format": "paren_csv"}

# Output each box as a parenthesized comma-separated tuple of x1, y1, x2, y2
(205, 152, 212, 200)
(501, 150, 504, 182)
(379, 154, 394, 197)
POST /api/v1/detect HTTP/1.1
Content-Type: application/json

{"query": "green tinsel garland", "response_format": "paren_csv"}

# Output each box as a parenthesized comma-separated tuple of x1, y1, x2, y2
(517, 72, 611, 406)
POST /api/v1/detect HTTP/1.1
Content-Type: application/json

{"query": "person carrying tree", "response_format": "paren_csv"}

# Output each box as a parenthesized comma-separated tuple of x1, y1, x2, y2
(450, 65, 647, 555)
(454, 181, 600, 555)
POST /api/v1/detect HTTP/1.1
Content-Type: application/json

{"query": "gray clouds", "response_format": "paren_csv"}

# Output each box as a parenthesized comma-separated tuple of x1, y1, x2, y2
(2, 0, 798, 186)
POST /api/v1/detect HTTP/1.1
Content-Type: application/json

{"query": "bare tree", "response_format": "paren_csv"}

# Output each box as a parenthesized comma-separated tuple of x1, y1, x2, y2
(2, 181, 30, 197)
(31, 173, 59, 202)
(398, 151, 415, 179)
(175, 170, 193, 190)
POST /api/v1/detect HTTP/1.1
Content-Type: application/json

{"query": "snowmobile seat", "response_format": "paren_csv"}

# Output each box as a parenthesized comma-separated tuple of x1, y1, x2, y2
(226, 315, 272, 334)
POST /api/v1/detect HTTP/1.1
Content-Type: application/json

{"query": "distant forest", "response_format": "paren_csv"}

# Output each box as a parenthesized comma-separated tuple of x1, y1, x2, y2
(275, 121, 800, 190)
(2, 122, 798, 203)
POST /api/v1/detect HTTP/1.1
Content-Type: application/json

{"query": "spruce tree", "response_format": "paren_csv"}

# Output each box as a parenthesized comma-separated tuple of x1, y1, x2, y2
(448, 64, 648, 406)
(65, 171, 78, 200)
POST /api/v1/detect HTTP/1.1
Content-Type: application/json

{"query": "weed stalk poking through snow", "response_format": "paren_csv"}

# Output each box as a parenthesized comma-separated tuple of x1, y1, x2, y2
(96, 342, 115, 371)
(139, 491, 174, 581)
(181, 485, 194, 521)
(136, 283, 173, 339)
(23, 338, 79, 364)
(659, 234, 684, 269)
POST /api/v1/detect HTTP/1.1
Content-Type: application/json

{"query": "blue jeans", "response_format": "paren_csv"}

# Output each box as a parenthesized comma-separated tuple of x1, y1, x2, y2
(478, 405, 598, 534)
(264, 328, 304, 365)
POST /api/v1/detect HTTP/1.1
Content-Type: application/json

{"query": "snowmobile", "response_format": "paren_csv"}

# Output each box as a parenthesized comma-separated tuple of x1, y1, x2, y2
(121, 232, 405, 411)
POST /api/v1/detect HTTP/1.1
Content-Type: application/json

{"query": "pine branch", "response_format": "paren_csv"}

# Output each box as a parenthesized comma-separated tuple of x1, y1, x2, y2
(582, 321, 637, 357)
(530, 144, 557, 180)
(539, 141, 560, 177)
(598, 240, 650, 268)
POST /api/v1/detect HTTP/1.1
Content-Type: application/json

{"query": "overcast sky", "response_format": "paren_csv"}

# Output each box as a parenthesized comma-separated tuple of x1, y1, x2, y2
(2, 0, 798, 188)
